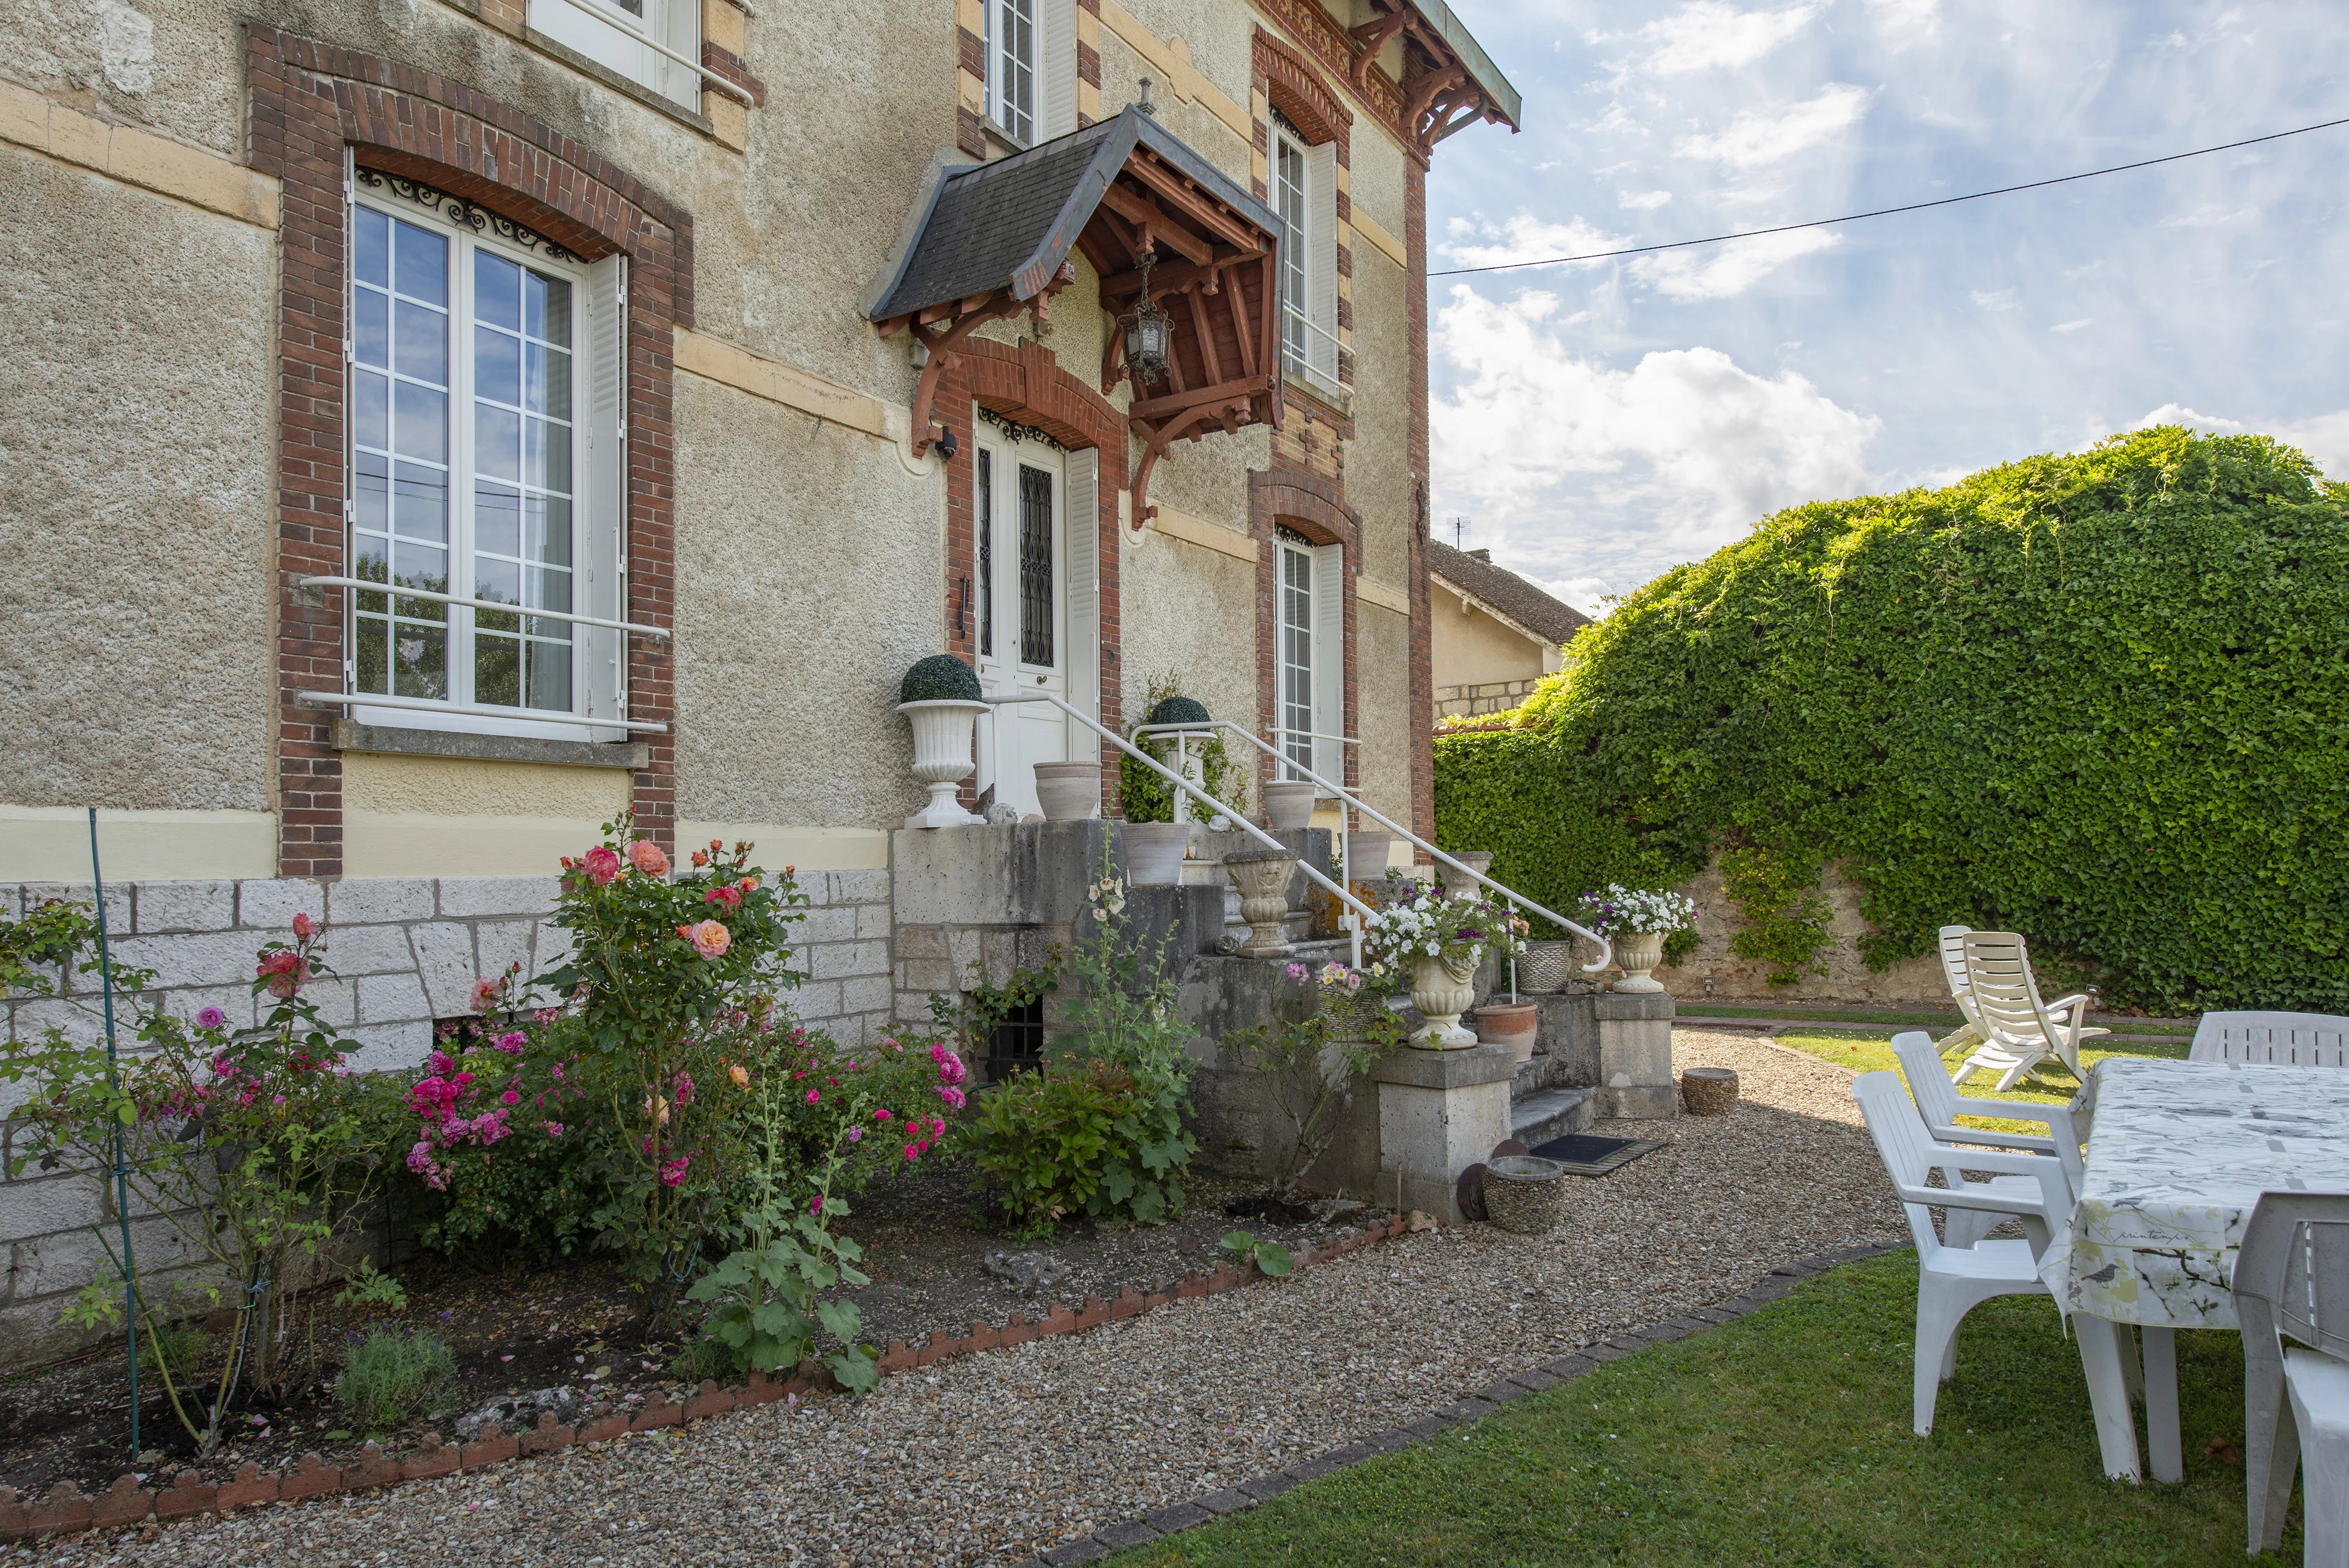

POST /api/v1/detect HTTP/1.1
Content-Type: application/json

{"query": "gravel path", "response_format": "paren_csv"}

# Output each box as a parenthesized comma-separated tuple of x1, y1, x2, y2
(26, 1031, 1901, 1567)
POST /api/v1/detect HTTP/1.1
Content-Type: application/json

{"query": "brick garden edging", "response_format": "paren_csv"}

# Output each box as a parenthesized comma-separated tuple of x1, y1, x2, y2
(1005, 1241, 1902, 1567)
(0, 1214, 1416, 1542)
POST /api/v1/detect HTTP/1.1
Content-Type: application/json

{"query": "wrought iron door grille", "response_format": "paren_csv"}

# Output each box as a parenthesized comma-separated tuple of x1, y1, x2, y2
(977, 448, 995, 658)
(1018, 463, 1054, 667)
(982, 997, 1046, 1083)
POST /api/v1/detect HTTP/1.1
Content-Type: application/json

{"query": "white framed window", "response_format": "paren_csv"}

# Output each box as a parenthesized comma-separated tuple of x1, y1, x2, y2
(528, 0, 701, 107)
(1275, 528, 1346, 788)
(986, 0, 1076, 147)
(345, 170, 630, 742)
(1271, 112, 1341, 391)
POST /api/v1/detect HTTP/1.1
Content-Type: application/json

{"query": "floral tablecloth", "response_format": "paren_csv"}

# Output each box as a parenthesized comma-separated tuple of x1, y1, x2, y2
(2039, 1057, 2349, 1328)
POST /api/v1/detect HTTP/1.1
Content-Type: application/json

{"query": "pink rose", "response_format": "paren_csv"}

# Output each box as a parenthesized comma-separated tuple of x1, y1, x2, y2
(874, 1109, 893, 1123)
(291, 912, 318, 941)
(937, 1084, 966, 1111)
(659, 1156, 691, 1187)
(501, 1089, 520, 1106)
(904, 1144, 918, 1161)
(256, 950, 307, 998)
(195, 1007, 227, 1031)
(470, 977, 504, 1014)
(583, 846, 621, 885)
(689, 920, 731, 960)
(805, 1088, 820, 1105)
(628, 839, 671, 877)
(496, 1031, 527, 1056)
(541, 1121, 564, 1138)
(704, 885, 742, 911)
(847, 1126, 864, 1143)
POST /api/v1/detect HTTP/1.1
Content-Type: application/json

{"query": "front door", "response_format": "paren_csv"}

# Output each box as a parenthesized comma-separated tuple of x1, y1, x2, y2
(972, 425, 1067, 818)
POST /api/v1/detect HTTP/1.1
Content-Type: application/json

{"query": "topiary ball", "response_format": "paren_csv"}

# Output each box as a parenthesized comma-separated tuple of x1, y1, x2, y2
(900, 654, 982, 704)
(1145, 694, 1210, 727)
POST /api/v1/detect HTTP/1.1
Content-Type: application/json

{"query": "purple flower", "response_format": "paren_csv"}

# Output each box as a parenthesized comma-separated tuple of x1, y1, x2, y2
(1284, 962, 1309, 981)
(194, 1007, 226, 1031)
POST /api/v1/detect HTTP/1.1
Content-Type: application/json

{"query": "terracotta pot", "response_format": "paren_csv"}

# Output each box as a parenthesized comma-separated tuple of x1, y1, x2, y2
(1123, 820, 1189, 885)
(896, 700, 988, 829)
(1436, 850, 1494, 898)
(1260, 779, 1316, 830)
(1474, 1001, 1540, 1063)
(1613, 930, 1666, 994)
(1031, 760, 1101, 822)
(1408, 949, 1480, 1048)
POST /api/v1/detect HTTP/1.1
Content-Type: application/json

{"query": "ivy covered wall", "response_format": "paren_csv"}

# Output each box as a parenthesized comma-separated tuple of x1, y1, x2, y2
(1432, 428, 2349, 1013)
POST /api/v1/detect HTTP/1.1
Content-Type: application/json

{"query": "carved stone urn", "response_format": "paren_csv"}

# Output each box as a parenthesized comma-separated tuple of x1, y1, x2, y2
(1224, 849, 1297, 958)
(1612, 931, 1667, 994)
(1408, 948, 1482, 1048)
(897, 700, 989, 829)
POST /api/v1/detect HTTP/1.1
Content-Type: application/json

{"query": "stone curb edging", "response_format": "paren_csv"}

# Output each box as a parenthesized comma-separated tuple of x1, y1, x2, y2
(1006, 1241, 1902, 1567)
(0, 1215, 1414, 1543)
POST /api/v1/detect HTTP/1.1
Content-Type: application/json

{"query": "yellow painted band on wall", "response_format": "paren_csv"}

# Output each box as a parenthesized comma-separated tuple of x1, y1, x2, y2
(0, 80, 278, 228)
(1, 806, 279, 882)
(1096, 1, 1252, 142)
(677, 823, 890, 872)
(342, 753, 631, 818)
(1149, 504, 1261, 563)
(675, 329, 891, 439)
(1357, 576, 1411, 615)
(1353, 210, 1406, 270)
(344, 812, 617, 879)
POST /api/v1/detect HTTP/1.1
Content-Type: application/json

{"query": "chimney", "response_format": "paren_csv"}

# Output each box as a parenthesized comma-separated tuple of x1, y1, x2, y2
(1468, 548, 1492, 563)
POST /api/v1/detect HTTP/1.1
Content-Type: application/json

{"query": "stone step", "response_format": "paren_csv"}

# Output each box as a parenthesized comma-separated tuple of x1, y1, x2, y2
(1511, 1085, 1597, 1146)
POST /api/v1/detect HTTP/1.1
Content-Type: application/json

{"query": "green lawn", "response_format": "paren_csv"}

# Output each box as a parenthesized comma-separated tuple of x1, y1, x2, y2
(1109, 1253, 2293, 1567)
(1769, 1029, 2189, 1139)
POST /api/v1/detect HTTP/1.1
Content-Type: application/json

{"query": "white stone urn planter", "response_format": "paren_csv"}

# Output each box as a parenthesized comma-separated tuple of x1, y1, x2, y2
(1612, 930, 1667, 993)
(1032, 759, 1101, 821)
(897, 699, 989, 829)
(1259, 779, 1315, 830)
(1408, 948, 1482, 1048)
(1224, 849, 1297, 957)
(1124, 820, 1189, 884)
(1345, 827, 1392, 883)
(1436, 850, 1493, 898)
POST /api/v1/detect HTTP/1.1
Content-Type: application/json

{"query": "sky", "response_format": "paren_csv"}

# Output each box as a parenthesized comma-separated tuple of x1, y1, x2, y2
(1422, 1, 2349, 614)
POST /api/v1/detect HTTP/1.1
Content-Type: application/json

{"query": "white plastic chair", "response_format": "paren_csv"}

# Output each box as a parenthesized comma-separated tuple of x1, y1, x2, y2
(1891, 1031, 2084, 1247)
(1852, 1071, 2071, 1435)
(2234, 1192, 2349, 1563)
(1935, 924, 1987, 1058)
(1951, 930, 2108, 1091)
(2191, 1012, 2349, 1068)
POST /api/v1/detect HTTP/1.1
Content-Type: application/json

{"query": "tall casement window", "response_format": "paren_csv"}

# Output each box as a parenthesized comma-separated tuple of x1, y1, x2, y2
(1270, 112, 1340, 393)
(529, 0, 701, 105)
(1274, 526, 1346, 787)
(985, 0, 1077, 147)
(345, 171, 631, 741)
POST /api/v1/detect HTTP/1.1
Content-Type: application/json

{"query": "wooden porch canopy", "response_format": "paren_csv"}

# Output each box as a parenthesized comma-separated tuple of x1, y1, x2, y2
(868, 106, 1284, 526)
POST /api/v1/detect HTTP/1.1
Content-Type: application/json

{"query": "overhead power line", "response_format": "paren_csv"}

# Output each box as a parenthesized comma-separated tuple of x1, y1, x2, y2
(1427, 115, 2349, 278)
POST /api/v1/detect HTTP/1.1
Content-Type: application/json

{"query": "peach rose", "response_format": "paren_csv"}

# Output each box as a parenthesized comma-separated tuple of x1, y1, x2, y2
(628, 839, 671, 877)
(688, 920, 731, 960)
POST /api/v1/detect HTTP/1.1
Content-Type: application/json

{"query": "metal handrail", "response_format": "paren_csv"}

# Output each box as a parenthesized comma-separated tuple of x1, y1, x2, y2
(986, 692, 1381, 942)
(1136, 717, 1613, 976)
(298, 576, 671, 640)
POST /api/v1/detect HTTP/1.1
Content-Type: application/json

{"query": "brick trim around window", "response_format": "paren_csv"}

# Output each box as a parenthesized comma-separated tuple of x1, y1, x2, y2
(1250, 466, 1359, 798)
(245, 25, 695, 874)
(935, 336, 1129, 813)
(1251, 28, 1350, 157)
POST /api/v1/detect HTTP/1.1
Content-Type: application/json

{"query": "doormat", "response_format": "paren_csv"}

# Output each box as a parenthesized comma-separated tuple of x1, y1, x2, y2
(1529, 1132, 1664, 1177)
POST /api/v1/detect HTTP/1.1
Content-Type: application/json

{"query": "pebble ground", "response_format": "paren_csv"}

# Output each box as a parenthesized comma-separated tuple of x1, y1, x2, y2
(21, 1030, 1900, 1567)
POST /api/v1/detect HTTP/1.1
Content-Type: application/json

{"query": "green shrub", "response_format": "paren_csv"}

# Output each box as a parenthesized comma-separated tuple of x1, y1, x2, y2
(899, 654, 981, 703)
(1120, 674, 1246, 823)
(963, 1058, 1139, 1237)
(1433, 427, 2349, 1012)
(335, 1328, 457, 1431)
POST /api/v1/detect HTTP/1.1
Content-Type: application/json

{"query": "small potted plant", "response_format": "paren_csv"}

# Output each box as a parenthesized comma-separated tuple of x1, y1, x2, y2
(1120, 688, 1230, 883)
(897, 655, 989, 829)
(1361, 884, 1526, 1048)
(1575, 884, 1697, 993)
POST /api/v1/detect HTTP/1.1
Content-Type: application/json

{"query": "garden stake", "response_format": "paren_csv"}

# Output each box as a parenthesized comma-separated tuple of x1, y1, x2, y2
(89, 806, 142, 1462)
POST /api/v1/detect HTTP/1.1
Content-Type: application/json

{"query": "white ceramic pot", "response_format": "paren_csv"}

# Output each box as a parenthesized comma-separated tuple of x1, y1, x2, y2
(1032, 759, 1101, 822)
(1408, 948, 1481, 1048)
(1345, 827, 1392, 883)
(1124, 820, 1190, 885)
(1436, 850, 1493, 898)
(897, 700, 989, 829)
(1613, 930, 1666, 994)
(1224, 853, 1297, 957)
(1260, 780, 1315, 831)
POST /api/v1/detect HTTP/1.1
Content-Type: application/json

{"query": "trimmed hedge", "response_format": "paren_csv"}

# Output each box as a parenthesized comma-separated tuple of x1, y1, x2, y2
(1433, 428, 2349, 1012)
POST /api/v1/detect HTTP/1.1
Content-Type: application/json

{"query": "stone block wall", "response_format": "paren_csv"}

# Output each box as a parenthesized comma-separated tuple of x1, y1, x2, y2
(0, 869, 892, 1370)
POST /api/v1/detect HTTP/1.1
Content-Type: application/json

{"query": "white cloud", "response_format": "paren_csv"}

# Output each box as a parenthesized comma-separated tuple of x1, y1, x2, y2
(1632, 228, 1839, 299)
(2051, 318, 2093, 333)
(1970, 288, 2017, 311)
(1618, 189, 1674, 211)
(1438, 215, 1629, 274)
(1675, 84, 1873, 168)
(2134, 402, 2349, 475)
(1624, 2, 1819, 78)
(1431, 288, 1880, 595)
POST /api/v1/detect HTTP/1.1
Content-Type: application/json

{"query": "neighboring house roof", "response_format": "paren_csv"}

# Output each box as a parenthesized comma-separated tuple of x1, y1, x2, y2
(1427, 541, 1591, 647)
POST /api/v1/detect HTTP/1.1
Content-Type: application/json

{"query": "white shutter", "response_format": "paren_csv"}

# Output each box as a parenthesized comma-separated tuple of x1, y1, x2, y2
(659, 0, 702, 107)
(1307, 140, 1339, 379)
(1040, 0, 1077, 139)
(1310, 541, 1344, 788)
(1064, 446, 1100, 748)
(580, 253, 629, 736)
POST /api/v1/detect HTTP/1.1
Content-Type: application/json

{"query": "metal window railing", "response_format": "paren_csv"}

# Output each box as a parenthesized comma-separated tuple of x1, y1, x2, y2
(292, 688, 667, 733)
(545, 0, 753, 103)
(297, 576, 672, 640)
(1281, 307, 1350, 390)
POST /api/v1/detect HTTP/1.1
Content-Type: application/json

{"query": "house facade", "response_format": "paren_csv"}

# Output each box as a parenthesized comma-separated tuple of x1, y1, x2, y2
(1427, 540, 1589, 718)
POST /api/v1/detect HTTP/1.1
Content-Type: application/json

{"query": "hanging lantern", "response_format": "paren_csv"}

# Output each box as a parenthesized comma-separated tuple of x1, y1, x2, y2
(1120, 250, 1173, 387)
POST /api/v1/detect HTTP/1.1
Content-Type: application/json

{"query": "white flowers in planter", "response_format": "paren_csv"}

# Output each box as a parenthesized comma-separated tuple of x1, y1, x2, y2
(1575, 884, 1696, 937)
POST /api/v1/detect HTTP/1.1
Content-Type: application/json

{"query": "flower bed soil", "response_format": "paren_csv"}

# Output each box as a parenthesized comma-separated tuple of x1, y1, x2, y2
(0, 1161, 1383, 1517)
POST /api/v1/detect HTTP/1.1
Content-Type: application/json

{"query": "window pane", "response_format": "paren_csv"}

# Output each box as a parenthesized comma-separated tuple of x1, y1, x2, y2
(475, 554, 521, 608)
(392, 623, 447, 699)
(353, 290, 389, 371)
(395, 298, 447, 383)
(527, 272, 571, 347)
(476, 251, 521, 331)
(526, 344, 571, 418)
(394, 382, 447, 464)
(525, 418, 570, 492)
(353, 370, 388, 453)
(476, 403, 520, 482)
(474, 325, 520, 409)
(530, 565, 573, 615)
(393, 540, 447, 593)
(476, 482, 521, 560)
(394, 221, 447, 308)
(474, 633, 520, 707)
(354, 453, 389, 545)
(355, 207, 390, 289)
(525, 643, 573, 712)
(528, 495, 573, 567)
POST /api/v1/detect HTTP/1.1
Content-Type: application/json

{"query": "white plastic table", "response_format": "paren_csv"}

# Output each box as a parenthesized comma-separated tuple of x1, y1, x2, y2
(2038, 1057, 2349, 1481)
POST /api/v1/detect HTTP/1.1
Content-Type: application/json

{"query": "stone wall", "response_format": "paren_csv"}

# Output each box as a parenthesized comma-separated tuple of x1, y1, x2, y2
(0, 870, 892, 1369)
(1656, 857, 1944, 1005)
